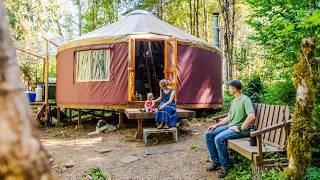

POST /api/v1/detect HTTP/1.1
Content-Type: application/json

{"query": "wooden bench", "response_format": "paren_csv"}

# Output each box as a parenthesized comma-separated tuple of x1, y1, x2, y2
(124, 108, 195, 139)
(221, 104, 292, 166)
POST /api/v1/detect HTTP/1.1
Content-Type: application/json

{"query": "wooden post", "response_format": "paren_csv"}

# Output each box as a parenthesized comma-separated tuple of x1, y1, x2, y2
(255, 135, 263, 165)
(135, 119, 144, 139)
(57, 107, 60, 122)
(78, 109, 81, 127)
(102, 109, 105, 118)
(118, 110, 124, 128)
(43, 38, 49, 126)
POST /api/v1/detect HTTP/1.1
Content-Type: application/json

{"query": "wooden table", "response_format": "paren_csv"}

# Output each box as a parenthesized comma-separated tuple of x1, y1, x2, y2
(124, 108, 195, 139)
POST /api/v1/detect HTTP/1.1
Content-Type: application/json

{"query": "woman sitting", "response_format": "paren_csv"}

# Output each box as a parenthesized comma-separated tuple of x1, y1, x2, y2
(153, 79, 177, 129)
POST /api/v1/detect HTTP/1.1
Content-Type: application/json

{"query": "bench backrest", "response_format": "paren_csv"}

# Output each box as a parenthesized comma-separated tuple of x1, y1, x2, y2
(253, 103, 291, 150)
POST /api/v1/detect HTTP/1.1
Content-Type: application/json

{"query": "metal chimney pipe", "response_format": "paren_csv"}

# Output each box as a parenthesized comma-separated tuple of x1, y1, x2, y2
(212, 12, 220, 47)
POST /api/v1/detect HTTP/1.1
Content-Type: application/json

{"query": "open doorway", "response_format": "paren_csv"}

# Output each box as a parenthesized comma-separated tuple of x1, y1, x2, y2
(134, 41, 164, 101)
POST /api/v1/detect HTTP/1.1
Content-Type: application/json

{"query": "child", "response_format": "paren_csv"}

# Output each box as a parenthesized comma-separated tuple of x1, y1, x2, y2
(145, 93, 156, 112)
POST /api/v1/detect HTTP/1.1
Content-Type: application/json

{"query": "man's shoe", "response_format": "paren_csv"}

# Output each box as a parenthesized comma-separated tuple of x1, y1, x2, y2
(206, 162, 220, 171)
(218, 168, 231, 178)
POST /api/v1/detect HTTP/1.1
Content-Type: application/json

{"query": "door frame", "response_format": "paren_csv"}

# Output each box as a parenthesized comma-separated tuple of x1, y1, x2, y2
(128, 38, 178, 102)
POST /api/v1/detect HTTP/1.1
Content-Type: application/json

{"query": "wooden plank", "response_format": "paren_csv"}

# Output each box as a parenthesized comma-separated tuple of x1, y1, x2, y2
(280, 106, 290, 148)
(250, 120, 292, 137)
(274, 106, 286, 146)
(269, 105, 280, 143)
(228, 138, 284, 161)
(264, 105, 275, 141)
(34, 104, 46, 122)
(254, 104, 262, 127)
(257, 104, 266, 130)
(124, 108, 195, 120)
(261, 105, 270, 140)
(228, 138, 254, 160)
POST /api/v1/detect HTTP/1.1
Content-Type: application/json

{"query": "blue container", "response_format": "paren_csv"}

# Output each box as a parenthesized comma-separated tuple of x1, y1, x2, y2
(26, 91, 36, 102)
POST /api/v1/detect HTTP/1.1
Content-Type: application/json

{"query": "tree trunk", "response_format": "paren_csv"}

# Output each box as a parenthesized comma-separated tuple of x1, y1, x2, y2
(193, 0, 196, 35)
(78, 0, 82, 36)
(189, 0, 193, 34)
(202, 0, 208, 41)
(286, 37, 318, 179)
(219, 0, 235, 81)
(195, 0, 199, 37)
(0, 3, 53, 179)
(159, 0, 163, 20)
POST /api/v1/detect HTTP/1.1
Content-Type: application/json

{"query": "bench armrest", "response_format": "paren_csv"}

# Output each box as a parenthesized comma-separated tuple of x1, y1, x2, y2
(212, 114, 228, 122)
(250, 119, 292, 137)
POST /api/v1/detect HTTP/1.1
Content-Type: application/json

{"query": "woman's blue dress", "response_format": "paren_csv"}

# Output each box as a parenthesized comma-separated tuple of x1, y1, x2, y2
(155, 88, 177, 127)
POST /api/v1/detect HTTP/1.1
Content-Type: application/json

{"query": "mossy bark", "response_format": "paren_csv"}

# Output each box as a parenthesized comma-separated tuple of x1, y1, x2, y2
(0, 3, 54, 179)
(285, 37, 319, 179)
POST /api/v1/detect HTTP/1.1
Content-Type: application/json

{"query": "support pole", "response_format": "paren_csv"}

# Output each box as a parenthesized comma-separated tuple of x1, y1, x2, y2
(78, 109, 81, 127)
(44, 38, 49, 126)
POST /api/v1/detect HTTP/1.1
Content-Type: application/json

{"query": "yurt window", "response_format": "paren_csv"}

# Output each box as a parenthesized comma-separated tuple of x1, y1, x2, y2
(76, 49, 110, 82)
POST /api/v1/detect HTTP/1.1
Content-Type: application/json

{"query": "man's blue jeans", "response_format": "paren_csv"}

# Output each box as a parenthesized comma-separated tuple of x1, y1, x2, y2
(204, 125, 246, 169)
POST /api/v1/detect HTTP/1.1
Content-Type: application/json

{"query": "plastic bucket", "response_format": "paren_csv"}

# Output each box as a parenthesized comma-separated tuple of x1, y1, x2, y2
(26, 91, 36, 102)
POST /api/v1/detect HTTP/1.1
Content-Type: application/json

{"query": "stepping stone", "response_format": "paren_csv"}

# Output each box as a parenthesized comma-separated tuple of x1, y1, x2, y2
(144, 144, 181, 155)
(94, 148, 115, 154)
(64, 160, 76, 168)
(120, 155, 140, 164)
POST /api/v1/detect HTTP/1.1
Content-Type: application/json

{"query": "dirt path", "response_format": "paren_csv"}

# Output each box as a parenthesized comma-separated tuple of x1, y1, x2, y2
(41, 120, 220, 180)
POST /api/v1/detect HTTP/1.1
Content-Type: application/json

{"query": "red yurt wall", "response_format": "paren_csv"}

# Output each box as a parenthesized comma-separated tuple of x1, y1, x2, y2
(176, 45, 222, 106)
(56, 42, 129, 106)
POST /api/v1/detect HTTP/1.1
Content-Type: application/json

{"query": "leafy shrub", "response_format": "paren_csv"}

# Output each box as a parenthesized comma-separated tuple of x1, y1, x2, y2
(305, 167, 320, 180)
(242, 74, 264, 103)
(89, 166, 106, 180)
(262, 80, 296, 107)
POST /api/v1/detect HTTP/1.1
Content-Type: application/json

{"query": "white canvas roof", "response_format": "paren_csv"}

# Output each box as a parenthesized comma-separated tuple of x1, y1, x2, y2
(58, 10, 218, 52)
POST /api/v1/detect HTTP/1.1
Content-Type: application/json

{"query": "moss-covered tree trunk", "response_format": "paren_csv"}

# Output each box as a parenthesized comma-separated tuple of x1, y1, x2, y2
(0, 3, 54, 179)
(286, 37, 318, 179)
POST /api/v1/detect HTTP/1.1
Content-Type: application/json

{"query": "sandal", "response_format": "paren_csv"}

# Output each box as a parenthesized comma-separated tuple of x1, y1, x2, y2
(163, 125, 169, 129)
(157, 124, 164, 129)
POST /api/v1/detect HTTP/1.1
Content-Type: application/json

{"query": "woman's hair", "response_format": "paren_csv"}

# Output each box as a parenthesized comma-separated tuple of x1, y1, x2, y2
(159, 79, 169, 88)
(147, 93, 153, 100)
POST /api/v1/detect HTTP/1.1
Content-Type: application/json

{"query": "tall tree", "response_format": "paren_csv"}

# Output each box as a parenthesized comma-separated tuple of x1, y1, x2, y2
(195, 0, 199, 37)
(287, 37, 318, 179)
(0, 2, 53, 179)
(189, 0, 193, 34)
(202, 0, 208, 41)
(82, 0, 119, 33)
(219, 0, 236, 81)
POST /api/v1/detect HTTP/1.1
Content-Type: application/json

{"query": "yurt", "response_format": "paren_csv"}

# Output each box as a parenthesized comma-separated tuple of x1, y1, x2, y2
(56, 10, 222, 110)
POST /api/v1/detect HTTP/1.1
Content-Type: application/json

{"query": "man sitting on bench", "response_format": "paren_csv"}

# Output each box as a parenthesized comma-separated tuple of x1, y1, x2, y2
(204, 80, 255, 178)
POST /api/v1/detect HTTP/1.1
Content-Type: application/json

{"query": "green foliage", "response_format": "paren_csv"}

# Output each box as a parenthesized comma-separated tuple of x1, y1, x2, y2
(242, 74, 264, 103)
(82, 0, 119, 33)
(226, 152, 288, 180)
(225, 152, 252, 180)
(257, 167, 288, 180)
(312, 102, 320, 130)
(190, 144, 199, 151)
(246, 0, 320, 80)
(221, 90, 234, 114)
(89, 166, 106, 180)
(262, 80, 296, 107)
(305, 167, 320, 180)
